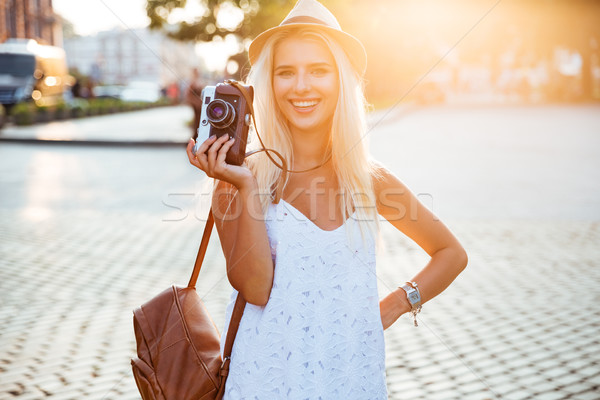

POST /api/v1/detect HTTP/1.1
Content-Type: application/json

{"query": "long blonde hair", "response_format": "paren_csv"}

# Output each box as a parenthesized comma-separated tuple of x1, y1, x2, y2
(245, 27, 382, 245)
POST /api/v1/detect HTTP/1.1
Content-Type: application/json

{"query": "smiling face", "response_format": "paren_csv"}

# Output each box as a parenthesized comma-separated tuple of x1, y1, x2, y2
(272, 35, 339, 138)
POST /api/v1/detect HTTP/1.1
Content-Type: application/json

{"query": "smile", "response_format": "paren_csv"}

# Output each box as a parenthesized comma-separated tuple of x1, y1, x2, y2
(291, 100, 319, 109)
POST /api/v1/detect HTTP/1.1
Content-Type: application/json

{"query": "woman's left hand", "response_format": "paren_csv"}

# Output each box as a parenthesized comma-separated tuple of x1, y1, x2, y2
(380, 289, 411, 330)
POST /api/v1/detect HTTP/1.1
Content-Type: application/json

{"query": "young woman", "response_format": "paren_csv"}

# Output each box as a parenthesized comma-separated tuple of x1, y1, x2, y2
(186, 0, 467, 397)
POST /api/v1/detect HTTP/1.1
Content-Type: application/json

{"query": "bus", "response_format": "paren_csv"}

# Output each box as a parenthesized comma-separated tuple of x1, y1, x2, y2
(0, 39, 72, 109)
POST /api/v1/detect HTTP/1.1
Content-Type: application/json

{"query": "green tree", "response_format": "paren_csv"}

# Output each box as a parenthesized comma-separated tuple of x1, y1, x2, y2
(146, 0, 297, 42)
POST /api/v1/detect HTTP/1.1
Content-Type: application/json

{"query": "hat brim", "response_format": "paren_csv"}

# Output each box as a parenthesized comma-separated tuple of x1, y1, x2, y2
(248, 23, 367, 75)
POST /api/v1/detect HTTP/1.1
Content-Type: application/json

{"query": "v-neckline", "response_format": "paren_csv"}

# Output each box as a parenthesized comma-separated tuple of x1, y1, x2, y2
(279, 199, 355, 233)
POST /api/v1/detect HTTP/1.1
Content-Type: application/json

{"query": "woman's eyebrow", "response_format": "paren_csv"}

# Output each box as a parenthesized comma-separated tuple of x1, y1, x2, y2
(274, 62, 333, 70)
(308, 62, 333, 68)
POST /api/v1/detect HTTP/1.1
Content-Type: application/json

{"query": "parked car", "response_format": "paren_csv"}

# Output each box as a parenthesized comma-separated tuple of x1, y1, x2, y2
(0, 39, 73, 109)
(93, 85, 124, 100)
(120, 81, 162, 103)
(0, 104, 5, 129)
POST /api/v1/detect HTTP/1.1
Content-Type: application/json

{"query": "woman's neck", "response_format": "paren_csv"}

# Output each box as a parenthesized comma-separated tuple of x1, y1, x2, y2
(289, 127, 332, 170)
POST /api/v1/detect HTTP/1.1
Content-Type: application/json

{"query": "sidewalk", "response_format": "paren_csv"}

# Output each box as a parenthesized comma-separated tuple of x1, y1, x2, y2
(0, 105, 193, 146)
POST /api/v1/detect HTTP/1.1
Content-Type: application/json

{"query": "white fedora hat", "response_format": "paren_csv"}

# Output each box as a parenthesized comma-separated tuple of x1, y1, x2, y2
(248, 0, 367, 75)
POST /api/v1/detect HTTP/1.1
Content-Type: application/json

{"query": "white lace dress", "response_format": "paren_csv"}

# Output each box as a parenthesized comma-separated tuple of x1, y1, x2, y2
(220, 200, 387, 399)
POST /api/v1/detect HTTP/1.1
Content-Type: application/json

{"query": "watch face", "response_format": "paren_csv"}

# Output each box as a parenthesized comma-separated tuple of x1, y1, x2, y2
(408, 292, 419, 303)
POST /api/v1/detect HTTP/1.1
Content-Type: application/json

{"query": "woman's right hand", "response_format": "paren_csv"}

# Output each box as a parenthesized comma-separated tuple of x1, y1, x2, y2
(186, 135, 255, 190)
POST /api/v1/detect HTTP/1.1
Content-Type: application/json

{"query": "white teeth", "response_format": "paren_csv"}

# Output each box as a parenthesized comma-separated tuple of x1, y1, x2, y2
(292, 100, 318, 108)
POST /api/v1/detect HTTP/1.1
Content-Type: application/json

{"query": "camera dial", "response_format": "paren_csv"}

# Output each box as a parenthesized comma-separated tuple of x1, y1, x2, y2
(207, 99, 236, 129)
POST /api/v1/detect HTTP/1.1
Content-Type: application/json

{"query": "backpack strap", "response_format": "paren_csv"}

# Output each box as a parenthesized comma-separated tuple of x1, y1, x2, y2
(187, 208, 216, 289)
(217, 293, 245, 397)
(188, 208, 247, 396)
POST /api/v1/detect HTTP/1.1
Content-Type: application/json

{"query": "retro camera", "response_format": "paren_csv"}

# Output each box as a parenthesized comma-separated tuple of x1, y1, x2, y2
(193, 82, 253, 166)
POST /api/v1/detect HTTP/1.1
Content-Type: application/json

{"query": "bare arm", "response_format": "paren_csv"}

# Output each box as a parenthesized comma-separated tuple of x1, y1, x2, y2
(212, 179, 274, 306)
(187, 136, 274, 305)
(372, 163, 468, 329)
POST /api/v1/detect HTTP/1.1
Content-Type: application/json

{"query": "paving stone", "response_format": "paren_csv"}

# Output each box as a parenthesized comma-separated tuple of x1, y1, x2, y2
(32, 374, 67, 396)
(561, 382, 600, 395)
(456, 383, 483, 397)
(459, 392, 497, 400)
(450, 371, 484, 386)
(571, 390, 600, 400)
(575, 365, 600, 378)
(425, 388, 464, 400)
(504, 389, 534, 400)
(0, 382, 26, 396)
(528, 380, 563, 394)
(422, 377, 458, 392)
(488, 382, 524, 397)
(514, 373, 544, 387)
(8, 385, 49, 400)
(531, 390, 573, 400)
(551, 372, 591, 387)
(1, 108, 600, 399)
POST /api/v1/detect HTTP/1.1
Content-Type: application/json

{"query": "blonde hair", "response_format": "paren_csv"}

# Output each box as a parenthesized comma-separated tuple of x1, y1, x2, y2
(245, 27, 382, 246)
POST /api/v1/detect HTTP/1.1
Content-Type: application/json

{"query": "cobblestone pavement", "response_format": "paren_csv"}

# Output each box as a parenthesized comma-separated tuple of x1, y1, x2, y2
(1, 105, 599, 399)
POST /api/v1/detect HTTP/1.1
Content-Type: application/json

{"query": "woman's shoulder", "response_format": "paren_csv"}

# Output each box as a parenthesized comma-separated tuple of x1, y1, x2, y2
(368, 159, 410, 195)
(369, 159, 394, 184)
(369, 159, 386, 176)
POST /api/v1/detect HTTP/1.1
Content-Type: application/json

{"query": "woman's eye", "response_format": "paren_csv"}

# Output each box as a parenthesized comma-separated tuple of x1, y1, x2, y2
(312, 69, 327, 75)
(277, 70, 293, 77)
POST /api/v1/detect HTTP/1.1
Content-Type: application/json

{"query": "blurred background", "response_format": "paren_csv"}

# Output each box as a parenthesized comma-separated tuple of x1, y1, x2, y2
(1, 1, 599, 399)
(1, 0, 599, 119)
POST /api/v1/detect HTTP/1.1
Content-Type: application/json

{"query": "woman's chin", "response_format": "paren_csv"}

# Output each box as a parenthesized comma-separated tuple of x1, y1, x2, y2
(287, 117, 331, 135)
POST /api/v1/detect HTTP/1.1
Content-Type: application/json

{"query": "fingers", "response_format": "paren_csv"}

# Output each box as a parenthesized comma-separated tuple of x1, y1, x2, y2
(187, 136, 216, 171)
(186, 139, 200, 166)
(216, 136, 236, 167)
(207, 134, 233, 173)
(188, 135, 236, 181)
(192, 135, 217, 158)
(187, 134, 250, 189)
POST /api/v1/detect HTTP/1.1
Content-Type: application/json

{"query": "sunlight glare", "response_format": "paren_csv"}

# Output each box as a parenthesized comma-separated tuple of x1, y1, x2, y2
(195, 34, 242, 72)
(167, 2, 208, 25)
(216, 1, 245, 31)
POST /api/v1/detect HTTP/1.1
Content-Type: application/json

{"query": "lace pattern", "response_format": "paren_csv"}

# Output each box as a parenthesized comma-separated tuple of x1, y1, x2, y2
(220, 200, 387, 399)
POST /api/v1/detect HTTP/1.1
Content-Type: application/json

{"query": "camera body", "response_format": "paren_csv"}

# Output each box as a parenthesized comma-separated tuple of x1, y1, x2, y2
(194, 82, 253, 166)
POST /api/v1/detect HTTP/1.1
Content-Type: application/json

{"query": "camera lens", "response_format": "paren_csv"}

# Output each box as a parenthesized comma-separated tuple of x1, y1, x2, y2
(211, 105, 225, 118)
(207, 99, 236, 129)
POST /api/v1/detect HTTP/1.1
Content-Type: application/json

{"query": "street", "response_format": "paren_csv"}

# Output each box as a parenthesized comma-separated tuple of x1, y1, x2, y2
(1, 104, 599, 399)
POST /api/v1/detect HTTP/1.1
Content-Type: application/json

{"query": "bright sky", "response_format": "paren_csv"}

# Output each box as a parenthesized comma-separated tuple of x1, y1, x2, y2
(53, 0, 149, 36)
(53, 0, 241, 71)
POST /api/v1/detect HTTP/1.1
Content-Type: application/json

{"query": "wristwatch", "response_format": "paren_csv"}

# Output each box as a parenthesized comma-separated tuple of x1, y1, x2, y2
(400, 283, 421, 310)
(400, 282, 422, 326)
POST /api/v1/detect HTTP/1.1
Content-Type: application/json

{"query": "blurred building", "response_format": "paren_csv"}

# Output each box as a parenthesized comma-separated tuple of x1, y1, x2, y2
(0, 0, 62, 46)
(63, 28, 204, 87)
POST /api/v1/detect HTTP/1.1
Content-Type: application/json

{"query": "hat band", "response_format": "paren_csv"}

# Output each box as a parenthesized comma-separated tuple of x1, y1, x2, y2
(281, 15, 331, 27)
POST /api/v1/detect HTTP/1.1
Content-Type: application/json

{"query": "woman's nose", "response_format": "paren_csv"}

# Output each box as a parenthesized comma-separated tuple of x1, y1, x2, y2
(294, 73, 311, 93)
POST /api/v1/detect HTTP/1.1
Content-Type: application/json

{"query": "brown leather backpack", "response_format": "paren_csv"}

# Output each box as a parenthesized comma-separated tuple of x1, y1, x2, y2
(131, 210, 246, 400)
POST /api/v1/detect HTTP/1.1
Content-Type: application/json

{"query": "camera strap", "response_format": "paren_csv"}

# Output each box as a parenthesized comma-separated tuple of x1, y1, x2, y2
(245, 147, 288, 203)
(225, 80, 333, 177)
